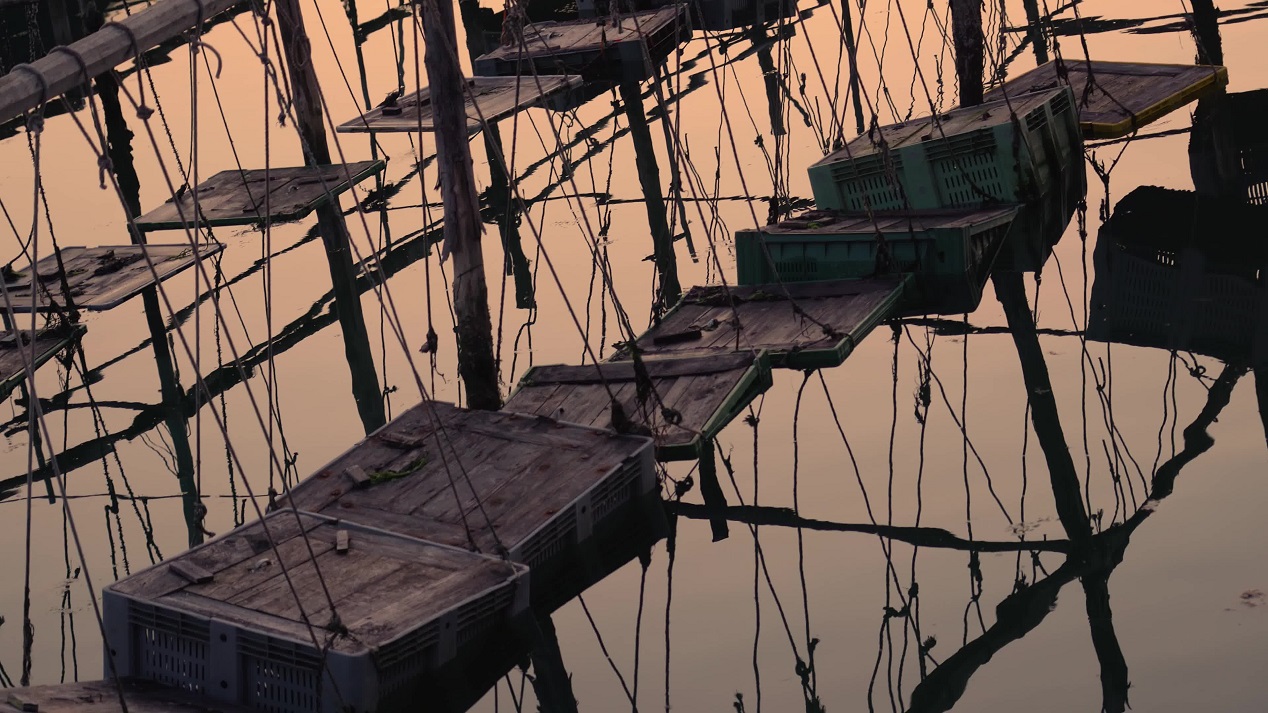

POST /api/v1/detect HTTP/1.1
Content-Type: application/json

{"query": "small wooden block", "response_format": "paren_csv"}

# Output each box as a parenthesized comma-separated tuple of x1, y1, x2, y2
(6, 694, 37, 712)
(345, 465, 372, 489)
(378, 431, 427, 449)
(336, 530, 351, 554)
(169, 560, 214, 585)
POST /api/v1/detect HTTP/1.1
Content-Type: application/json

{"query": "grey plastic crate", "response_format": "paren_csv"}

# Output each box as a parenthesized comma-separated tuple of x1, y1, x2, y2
(280, 402, 657, 610)
(103, 511, 529, 713)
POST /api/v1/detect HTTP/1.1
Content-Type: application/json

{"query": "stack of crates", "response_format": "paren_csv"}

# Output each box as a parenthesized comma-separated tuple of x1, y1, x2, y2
(103, 511, 530, 713)
(734, 207, 1017, 315)
(807, 86, 1084, 271)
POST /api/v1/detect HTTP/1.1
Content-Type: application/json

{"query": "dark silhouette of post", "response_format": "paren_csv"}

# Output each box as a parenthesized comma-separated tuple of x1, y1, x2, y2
(950, 0, 984, 108)
(275, 0, 387, 430)
(619, 79, 682, 314)
(1021, 0, 1048, 65)
(419, 0, 501, 410)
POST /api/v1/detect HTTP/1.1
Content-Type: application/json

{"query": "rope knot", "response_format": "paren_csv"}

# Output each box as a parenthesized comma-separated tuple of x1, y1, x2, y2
(97, 155, 114, 188)
(136, 104, 155, 120)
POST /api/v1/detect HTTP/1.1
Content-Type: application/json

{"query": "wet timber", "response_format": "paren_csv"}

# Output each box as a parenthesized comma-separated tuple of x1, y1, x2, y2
(1, 244, 225, 312)
(615, 276, 912, 369)
(335, 75, 583, 133)
(985, 60, 1229, 138)
(134, 161, 385, 232)
(505, 352, 772, 460)
(0, 325, 84, 401)
(1, 679, 257, 713)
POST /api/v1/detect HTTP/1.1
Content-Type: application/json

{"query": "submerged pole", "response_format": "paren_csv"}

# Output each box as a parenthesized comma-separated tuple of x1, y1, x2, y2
(949, 0, 985, 108)
(274, 0, 387, 430)
(619, 79, 682, 314)
(419, 0, 501, 410)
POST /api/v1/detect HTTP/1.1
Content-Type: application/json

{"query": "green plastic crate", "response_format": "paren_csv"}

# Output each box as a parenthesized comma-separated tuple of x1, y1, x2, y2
(808, 87, 1080, 213)
(734, 207, 1017, 315)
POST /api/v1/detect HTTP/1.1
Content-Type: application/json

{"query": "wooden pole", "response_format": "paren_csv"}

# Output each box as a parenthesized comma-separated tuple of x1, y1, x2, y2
(841, 0, 866, 134)
(274, 0, 387, 431)
(419, 0, 501, 410)
(949, 0, 984, 108)
(619, 79, 682, 314)
(1021, 0, 1049, 65)
(0, 0, 242, 125)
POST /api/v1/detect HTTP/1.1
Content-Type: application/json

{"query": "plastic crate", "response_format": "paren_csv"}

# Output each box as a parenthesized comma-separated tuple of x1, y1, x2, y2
(808, 87, 1081, 214)
(103, 511, 529, 713)
(280, 402, 657, 609)
(734, 207, 1016, 315)
(1088, 231, 1265, 361)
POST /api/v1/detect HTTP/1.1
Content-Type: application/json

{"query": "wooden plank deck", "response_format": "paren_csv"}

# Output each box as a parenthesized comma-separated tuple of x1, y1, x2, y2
(615, 277, 911, 369)
(108, 511, 524, 655)
(134, 161, 385, 232)
(0, 324, 84, 401)
(1, 679, 256, 712)
(104, 511, 528, 711)
(504, 352, 772, 461)
(336, 76, 583, 133)
(1, 244, 224, 312)
(985, 60, 1228, 139)
(281, 401, 655, 567)
(473, 6, 690, 83)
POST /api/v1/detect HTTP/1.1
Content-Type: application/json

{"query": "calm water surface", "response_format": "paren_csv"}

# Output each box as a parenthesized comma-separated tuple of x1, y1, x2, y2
(0, 0, 1265, 710)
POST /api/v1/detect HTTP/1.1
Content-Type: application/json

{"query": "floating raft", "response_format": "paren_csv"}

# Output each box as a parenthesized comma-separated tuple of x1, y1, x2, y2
(104, 511, 528, 713)
(734, 207, 1017, 316)
(281, 401, 656, 604)
(1, 679, 257, 712)
(617, 277, 911, 369)
(1, 244, 224, 312)
(504, 352, 772, 461)
(134, 161, 385, 232)
(474, 6, 690, 83)
(336, 76, 583, 133)
(985, 60, 1228, 139)
(0, 324, 84, 401)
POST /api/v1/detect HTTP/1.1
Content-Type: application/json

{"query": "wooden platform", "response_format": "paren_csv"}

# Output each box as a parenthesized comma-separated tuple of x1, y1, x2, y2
(104, 511, 528, 711)
(614, 277, 910, 369)
(504, 352, 772, 461)
(281, 401, 655, 567)
(0, 324, 84, 401)
(473, 6, 690, 84)
(336, 76, 583, 133)
(134, 161, 384, 232)
(985, 60, 1228, 139)
(1, 679, 256, 712)
(1, 244, 225, 312)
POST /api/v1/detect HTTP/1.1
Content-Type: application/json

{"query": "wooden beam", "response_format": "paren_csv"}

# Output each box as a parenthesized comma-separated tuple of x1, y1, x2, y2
(0, 0, 243, 126)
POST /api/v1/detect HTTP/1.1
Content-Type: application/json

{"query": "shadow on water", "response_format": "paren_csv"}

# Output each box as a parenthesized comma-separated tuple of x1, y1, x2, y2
(4, 0, 1268, 708)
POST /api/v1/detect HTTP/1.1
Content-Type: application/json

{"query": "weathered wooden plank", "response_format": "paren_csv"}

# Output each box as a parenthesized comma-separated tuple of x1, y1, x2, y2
(985, 60, 1228, 138)
(134, 161, 385, 232)
(284, 401, 655, 583)
(336, 75, 584, 133)
(0, 324, 84, 402)
(0, 679, 257, 713)
(505, 352, 772, 460)
(616, 277, 909, 368)
(1, 244, 225, 312)
(0, 0, 243, 126)
(106, 511, 527, 653)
